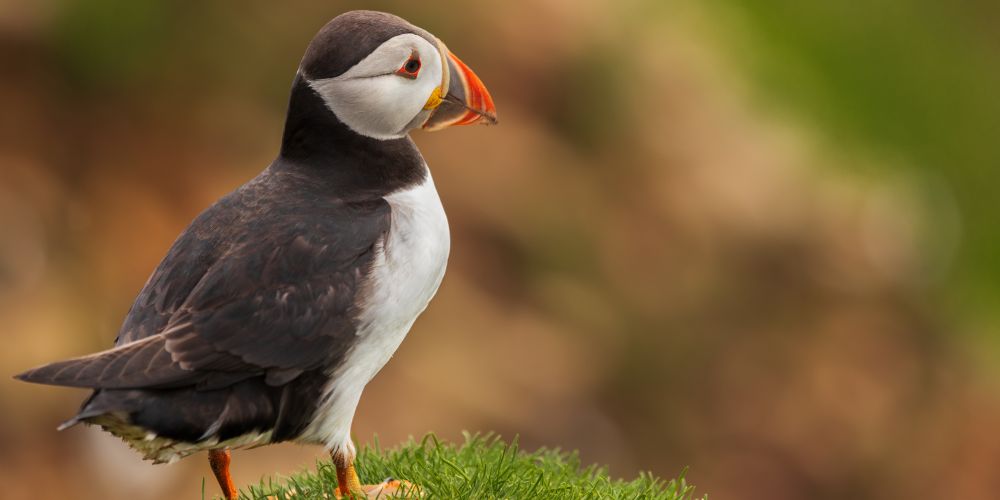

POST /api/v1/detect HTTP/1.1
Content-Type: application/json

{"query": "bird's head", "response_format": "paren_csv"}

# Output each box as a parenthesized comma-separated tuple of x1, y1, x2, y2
(299, 10, 497, 140)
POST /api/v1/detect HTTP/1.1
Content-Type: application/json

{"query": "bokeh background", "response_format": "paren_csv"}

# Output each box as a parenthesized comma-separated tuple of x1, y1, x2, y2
(2, 1, 999, 499)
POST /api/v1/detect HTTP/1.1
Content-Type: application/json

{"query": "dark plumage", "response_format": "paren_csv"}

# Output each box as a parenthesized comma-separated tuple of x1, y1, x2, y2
(15, 8, 497, 498)
(20, 139, 398, 447)
(300, 11, 436, 80)
(16, 13, 437, 452)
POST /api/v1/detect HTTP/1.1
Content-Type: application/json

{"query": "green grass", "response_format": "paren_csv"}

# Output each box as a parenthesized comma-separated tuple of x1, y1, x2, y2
(239, 433, 703, 499)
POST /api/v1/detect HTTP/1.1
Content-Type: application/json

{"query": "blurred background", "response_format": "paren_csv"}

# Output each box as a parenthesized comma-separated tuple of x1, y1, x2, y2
(1, 1, 999, 499)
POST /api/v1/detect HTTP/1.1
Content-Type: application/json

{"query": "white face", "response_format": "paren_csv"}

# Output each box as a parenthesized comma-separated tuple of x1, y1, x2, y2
(306, 33, 445, 140)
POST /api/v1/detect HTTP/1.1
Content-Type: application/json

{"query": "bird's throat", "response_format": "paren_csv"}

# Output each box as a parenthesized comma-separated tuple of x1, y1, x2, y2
(278, 74, 427, 199)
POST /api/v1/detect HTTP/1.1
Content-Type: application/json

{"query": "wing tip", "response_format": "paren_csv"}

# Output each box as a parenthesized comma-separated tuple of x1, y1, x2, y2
(13, 367, 46, 384)
(13, 363, 75, 387)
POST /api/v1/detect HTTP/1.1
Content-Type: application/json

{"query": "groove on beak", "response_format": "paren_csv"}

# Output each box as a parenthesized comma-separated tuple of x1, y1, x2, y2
(423, 50, 497, 131)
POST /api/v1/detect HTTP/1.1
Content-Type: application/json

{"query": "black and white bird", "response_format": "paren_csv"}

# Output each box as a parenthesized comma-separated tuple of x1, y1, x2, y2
(15, 10, 496, 499)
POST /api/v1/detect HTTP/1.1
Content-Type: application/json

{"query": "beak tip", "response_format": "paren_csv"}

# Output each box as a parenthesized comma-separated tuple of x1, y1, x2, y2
(424, 49, 498, 130)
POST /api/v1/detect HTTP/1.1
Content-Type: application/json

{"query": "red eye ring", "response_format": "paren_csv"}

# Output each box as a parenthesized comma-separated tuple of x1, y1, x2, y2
(396, 55, 421, 79)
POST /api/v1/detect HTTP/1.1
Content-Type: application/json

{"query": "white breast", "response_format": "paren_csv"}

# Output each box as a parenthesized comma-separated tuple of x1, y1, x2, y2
(299, 168, 450, 453)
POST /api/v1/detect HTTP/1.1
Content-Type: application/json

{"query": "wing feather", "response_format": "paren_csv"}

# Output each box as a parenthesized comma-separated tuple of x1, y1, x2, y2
(16, 188, 391, 391)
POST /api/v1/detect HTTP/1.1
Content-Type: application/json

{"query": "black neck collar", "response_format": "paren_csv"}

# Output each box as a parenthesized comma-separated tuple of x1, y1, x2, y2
(276, 73, 426, 200)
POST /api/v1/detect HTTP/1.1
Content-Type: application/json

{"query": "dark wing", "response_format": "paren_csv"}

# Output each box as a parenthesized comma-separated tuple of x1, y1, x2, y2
(16, 193, 390, 390)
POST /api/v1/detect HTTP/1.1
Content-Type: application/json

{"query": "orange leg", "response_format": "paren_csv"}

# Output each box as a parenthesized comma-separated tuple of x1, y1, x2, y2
(332, 448, 418, 498)
(332, 449, 363, 497)
(208, 449, 238, 500)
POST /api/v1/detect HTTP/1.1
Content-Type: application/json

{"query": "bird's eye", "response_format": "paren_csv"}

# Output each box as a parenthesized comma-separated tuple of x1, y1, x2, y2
(396, 55, 421, 79)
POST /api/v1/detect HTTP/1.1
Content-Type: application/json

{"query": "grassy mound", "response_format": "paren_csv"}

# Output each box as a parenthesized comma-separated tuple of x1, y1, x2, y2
(239, 433, 703, 499)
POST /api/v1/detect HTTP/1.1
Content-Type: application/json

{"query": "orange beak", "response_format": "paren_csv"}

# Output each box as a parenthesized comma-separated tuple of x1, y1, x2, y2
(422, 49, 497, 131)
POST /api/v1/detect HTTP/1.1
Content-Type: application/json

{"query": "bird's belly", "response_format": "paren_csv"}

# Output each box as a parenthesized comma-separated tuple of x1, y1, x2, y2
(91, 413, 273, 464)
(299, 170, 450, 448)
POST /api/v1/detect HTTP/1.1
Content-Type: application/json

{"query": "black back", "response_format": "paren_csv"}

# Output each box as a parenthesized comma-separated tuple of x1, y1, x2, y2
(16, 10, 435, 445)
(300, 10, 436, 80)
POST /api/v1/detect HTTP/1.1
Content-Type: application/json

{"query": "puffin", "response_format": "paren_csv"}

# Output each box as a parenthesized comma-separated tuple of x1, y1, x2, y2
(15, 10, 495, 499)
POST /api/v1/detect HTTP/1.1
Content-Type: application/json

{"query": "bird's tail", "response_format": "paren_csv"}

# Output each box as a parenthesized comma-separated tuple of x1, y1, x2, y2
(13, 334, 184, 389)
(56, 392, 105, 431)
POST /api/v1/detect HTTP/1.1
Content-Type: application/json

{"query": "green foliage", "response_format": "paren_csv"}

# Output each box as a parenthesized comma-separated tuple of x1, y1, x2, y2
(241, 433, 703, 500)
(701, 0, 1000, 329)
(52, 0, 174, 89)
